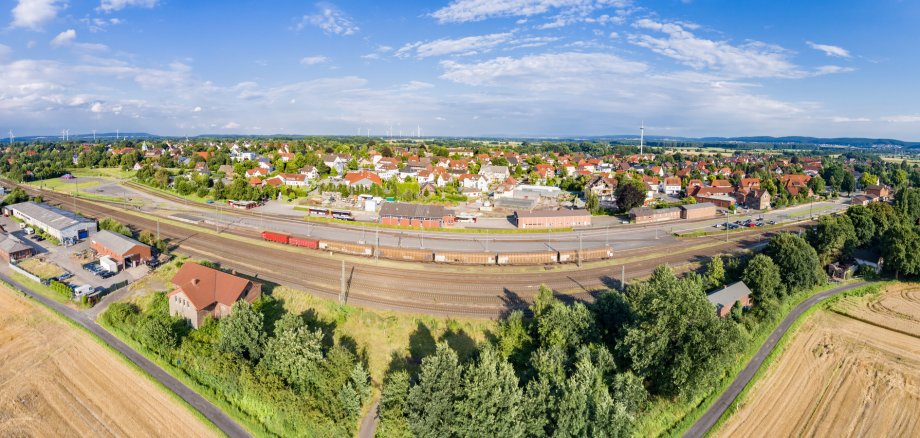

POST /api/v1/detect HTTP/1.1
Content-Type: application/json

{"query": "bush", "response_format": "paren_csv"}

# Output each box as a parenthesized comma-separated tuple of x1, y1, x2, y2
(48, 280, 72, 300)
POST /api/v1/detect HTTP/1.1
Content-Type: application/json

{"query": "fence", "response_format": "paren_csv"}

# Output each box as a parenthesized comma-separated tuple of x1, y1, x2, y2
(8, 262, 42, 284)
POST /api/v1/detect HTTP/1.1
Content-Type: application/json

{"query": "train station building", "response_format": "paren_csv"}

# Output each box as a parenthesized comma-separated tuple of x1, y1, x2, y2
(513, 209, 592, 229)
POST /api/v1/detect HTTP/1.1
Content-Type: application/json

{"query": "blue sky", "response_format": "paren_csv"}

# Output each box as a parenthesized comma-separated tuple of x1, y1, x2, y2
(2, 0, 920, 139)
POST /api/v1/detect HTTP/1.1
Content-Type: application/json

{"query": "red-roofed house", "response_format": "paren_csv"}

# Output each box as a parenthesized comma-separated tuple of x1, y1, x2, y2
(343, 170, 382, 188)
(168, 262, 262, 329)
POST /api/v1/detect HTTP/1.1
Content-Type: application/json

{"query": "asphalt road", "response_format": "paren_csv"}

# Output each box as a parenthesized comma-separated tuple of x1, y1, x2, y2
(683, 280, 869, 438)
(0, 271, 251, 438)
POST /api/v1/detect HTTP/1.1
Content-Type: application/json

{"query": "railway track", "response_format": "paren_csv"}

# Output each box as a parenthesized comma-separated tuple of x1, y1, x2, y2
(13, 182, 801, 318)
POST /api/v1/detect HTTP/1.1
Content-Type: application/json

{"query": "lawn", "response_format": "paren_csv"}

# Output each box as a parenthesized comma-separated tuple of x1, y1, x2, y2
(17, 257, 66, 279)
(27, 177, 101, 192)
(787, 204, 834, 218)
(69, 167, 137, 179)
(269, 285, 495, 383)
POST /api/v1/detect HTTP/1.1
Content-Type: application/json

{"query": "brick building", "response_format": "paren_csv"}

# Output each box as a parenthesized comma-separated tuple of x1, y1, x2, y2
(514, 209, 591, 229)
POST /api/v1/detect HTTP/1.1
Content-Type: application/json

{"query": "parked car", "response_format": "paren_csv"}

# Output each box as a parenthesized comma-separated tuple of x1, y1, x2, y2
(767, 220, 776, 225)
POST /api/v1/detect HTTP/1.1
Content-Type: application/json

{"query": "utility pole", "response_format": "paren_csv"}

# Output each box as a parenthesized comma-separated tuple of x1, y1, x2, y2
(156, 216, 160, 242)
(375, 228, 379, 261)
(621, 265, 626, 291)
(577, 233, 583, 267)
(339, 260, 346, 304)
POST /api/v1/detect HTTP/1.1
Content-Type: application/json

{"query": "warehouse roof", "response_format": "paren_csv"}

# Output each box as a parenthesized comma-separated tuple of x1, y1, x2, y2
(707, 281, 752, 308)
(6, 202, 94, 231)
(379, 202, 451, 220)
(679, 202, 717, 211)
(514, 209, 591, 218)
(629, 207, 680, 217)
(0, 235, 31, 254)
(91, 230, 147, 256)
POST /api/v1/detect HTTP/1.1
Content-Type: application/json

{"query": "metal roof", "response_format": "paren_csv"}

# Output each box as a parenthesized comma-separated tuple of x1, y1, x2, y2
(379, 202, 451, 220)
(6, 202, 94, 232)
(0, 235, 31, 254)
(679, 202, 718, 211)
(707, 281, 752, 308)
(515, 209, 591, 218)
(91, 230, 146, 255)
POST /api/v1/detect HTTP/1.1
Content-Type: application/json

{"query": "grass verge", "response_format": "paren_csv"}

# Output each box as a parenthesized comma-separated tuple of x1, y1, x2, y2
(787, 204, 834, 218)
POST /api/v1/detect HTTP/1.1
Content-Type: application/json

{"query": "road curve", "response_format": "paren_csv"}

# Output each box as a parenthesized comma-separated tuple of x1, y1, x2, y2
(683, 280, 869, 438)
(0, 272, 251, 438)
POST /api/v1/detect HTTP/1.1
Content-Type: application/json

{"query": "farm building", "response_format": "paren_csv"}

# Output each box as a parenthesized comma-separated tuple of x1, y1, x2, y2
(629, 207, 680, 224)
(679, 203, 718, 220)
(168, 262, 262, 329)
(90, 230, 152, 269)
(379, 202, 455, 228)
(707, 281, 752, 318)
(513, 209, 591, 229)
(0, 235, 33, 262)
(3, 202, 97, 244)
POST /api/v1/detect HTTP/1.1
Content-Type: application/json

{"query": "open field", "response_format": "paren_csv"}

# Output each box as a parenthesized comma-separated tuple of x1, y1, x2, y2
(68, 167, 137, 179)
(27, 177, 100, 192)
(717, 283, 920, 437)
(0, 285, 216, 438)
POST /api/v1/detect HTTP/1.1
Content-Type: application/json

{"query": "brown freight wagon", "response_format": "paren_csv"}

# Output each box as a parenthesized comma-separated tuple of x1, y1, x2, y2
(434, 251, 497, 265)
(559, 246, 614, 263)
(377, 247, 435, 262)
(497, 251, 558, 265)
(318, 240, 374, 256)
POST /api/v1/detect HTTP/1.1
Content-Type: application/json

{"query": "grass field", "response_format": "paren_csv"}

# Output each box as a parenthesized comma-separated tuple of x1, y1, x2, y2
(17, 257, 65, 279)
(787, 204, 834, 218)
(69, 167, 137, 179)
(27, 177, 100, 192)
(0, 285, 216, 438)
(716, 282, 920, 437)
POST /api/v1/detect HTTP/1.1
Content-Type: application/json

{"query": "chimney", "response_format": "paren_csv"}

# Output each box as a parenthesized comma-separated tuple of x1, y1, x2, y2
(192, 278, 200, 286)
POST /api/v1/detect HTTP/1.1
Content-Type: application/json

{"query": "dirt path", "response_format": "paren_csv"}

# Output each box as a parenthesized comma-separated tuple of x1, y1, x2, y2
(683, 281, 868, 438)
(716, 283, 920, 437)
(0, 271, 250, 438)
(0, 283, 217, 437)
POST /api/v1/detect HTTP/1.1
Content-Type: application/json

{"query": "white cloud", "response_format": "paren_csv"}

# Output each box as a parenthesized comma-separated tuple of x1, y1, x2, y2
(440, 52, 647, 89)
(831, 116, 870, 123)
(814, 65, 854, 75)
(222, 122, 241, 129)
(193, 106, 202, 112)
(431, 0, 630, 23)
(396, 32, 514, 59)
(807, 41, 850, 58)
(0, 44, 11, 60)
(885, 115, 920, 123)
(298, 3, 358, 36)
(98, 0, 158, 12)
(11, 0, 63, 29)
(50, 29, 77, 47)
(90, 101, 104, 112)
(300, 55, 329, 65)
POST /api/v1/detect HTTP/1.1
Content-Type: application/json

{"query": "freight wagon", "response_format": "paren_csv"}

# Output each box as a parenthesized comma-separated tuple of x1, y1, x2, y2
(261, 231, 290, 244)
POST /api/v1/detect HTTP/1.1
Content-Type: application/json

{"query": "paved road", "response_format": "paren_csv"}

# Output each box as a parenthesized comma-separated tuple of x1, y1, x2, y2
(0, 272, 251, 438)
(683, 280, 869, 438)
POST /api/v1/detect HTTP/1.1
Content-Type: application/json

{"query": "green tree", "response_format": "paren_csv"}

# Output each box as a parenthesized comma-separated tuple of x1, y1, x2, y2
(881, 224, 920, 277)
(808, 175, 826, 195)
(845, 205, 877, 247)
(260, 315, 324, 390)
(218, 300, 266, 361)
(453, 348, 524, 437)
(741, 254, 782, 304)
(378, 371, 413, 437)
(764, 233, 825, 293)
(841, 172, 856, 195)
(585, 191, 601, 215)
(806, 214, 857, 265)
(536, 301, 597, 352)
(704, 255, 725, 290)
(860, 172, 879, 187)
(555, 350, 633, 437)
(407, 343, 462, 438)
(1, 187, 29, 206)
(615, 179, 647, 213)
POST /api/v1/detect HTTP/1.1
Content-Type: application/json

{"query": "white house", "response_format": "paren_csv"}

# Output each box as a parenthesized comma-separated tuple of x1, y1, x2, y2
(479, 165, 510, 182)
(660, 177, 682, 196)
(460, 174, 489, 191)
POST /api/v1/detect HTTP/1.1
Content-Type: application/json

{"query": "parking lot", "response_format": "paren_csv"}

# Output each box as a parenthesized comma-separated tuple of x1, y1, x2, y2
(0, 216, 150, 293)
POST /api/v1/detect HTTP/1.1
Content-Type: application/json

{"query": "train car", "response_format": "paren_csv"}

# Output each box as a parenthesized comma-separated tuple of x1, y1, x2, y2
(497, 251, 558, 265)
(289, 236, 319, 249)
(434, 251, 497, 265)
(581, 246, 614, 261)
(377, 247, 435, 262)
(261, 231, 290, 244)
(318, 240, 373, 256)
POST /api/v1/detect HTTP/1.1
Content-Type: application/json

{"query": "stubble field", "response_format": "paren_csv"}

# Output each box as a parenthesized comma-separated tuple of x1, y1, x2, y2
(0, 286, 215, 437)
(718, 283, 920, 437)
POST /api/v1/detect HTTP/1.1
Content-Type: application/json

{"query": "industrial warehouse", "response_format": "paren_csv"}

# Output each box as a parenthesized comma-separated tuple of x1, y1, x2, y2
(378, 202, 455, 228)
(2, 201, 97, 244)
(90, 230, 153, 270)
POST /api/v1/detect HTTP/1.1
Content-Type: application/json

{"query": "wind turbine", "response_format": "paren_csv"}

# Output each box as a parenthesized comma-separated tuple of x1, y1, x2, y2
(92, 129, 96, 142)
(639, 121, 645, 156)
(8, 130, 13, 145)
(417, 122, 421, 139)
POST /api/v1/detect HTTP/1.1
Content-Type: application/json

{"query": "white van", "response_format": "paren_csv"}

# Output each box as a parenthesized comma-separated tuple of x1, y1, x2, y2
(24, 227, 34, 235)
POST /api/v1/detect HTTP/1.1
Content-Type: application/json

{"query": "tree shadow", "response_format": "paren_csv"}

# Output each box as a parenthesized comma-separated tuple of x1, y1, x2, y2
(439, 327, 477, 364)
(408, 322, 436, 365)
(499, 288, 530, 318)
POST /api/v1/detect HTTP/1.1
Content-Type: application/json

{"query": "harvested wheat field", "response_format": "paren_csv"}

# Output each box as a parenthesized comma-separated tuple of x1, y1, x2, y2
(0, 286, 216, 438)
(718, 283, 920, 437)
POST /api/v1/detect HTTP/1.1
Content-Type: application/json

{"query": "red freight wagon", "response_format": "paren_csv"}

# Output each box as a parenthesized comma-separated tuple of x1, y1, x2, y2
(289, 236, 319, 249)
(261, 231, 290, 244)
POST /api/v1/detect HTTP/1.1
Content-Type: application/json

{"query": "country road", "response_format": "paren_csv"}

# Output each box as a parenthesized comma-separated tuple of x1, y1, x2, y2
(0, 272, 251, 438)
(683, 280, 869, 438)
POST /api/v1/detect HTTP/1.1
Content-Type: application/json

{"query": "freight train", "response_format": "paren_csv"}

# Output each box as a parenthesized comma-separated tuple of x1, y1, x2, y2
(261, 231, 613, 265)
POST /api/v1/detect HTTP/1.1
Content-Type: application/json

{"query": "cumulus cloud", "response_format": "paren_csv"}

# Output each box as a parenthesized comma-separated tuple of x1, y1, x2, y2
(440, 52, 646, 89)
(300, 55, 329, 65)
(807, 41, 850, 58)
(298, 3, 358, 36)
(193, 106, 202, 112)
(90, 102, 105, 113)
(431, 0, 630, 23)
(50, 29, 77, 47)
(98, 0, 158, 12)
(222, 122, 241, 129)
(0, 44, 11, 60)
(11, 0, 63, 29)
(396, 32, 514, 59)
(885, 115, 920, 123)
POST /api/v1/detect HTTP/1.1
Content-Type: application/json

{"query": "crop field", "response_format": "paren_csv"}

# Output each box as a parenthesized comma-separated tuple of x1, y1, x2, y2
(0, 286, 215, 437)
(717, 283, 920, 437)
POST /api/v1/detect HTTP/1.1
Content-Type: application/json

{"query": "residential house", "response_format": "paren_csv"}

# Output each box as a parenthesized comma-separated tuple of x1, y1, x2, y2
(299, 165, 319, 181)
(707, 281, 752, 318)
(343, 170, 382, 188)
(865, 184, 891, 201)
(660, 177, 681, 196)
(479, 165, 511, 182)
(278, 173, 308, 187)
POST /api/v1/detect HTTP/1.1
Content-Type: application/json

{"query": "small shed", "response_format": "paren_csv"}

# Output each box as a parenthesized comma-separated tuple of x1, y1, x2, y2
(706, 281, 752, 318)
